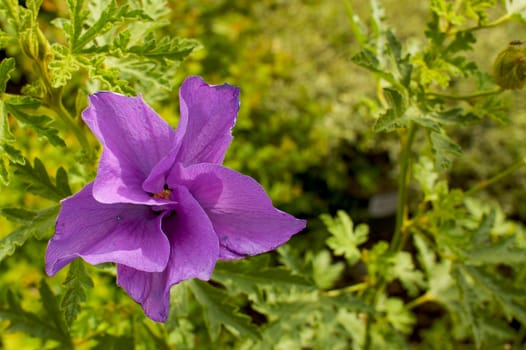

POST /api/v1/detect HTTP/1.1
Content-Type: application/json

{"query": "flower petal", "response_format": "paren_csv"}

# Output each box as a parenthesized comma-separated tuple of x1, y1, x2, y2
(168, 163, 306, 259)
(116, 186, 219, 322)
(82, 92, 178, 204)
(174, 76, 240, 165)
(45, 183, 171, 276)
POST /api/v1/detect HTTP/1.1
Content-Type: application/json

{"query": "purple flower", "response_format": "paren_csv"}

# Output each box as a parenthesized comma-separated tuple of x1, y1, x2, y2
(45, 76, 306, 322)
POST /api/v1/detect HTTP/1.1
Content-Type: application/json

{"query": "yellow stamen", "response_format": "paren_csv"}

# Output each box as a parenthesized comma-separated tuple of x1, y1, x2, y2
(153, 188, 172, 200)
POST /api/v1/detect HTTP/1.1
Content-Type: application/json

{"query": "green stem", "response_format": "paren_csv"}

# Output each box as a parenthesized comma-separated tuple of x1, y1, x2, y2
(448, 12, 517, 36)
(390, 122, 417, 253)
(343, 0, 366, 47)
(324, 282, 368, 297)
(407, 292, 433, 310)
(21, 24, 93, 156)
(49, 89, 92, 155)
(465, 157, 526, 196)
(426, 87, 503, 100)
(364, 123, 417, 350)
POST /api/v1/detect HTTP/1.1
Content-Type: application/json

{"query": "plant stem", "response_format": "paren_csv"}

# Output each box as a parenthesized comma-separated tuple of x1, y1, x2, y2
(48, 88, 92, 155)
(407, 292, 433, 310)
(448, 11, 519, 36)
(390, 122, 417, 253)
(465, 157, 526, 196)
(426, 87, 503, 100)
(324, 282, 368, 297)
(364, 123, 417, 350)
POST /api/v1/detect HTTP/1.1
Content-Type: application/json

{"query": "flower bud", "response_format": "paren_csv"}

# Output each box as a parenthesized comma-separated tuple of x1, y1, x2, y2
(493, 40, 526, 90)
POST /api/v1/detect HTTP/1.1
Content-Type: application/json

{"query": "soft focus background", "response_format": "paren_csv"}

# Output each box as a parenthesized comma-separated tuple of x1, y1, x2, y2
(2, 0, 526, 349)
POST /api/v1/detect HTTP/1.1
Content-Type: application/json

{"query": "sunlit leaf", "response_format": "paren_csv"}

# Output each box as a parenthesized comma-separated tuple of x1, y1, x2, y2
(13, 158, 71, 201)
(0, 206, 58, 262)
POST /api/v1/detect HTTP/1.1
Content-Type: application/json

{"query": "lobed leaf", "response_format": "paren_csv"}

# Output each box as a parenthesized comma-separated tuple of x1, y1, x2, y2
(322, 210, 369, 265)
(12, 158, 71, 201)
(467, 238, 526, 265)
(386, 30, 412, 87)
(49, 44, 81, 88)
(61, 259, 94, 326)
(213, 260, 314, 297)
(352, 49, 400, 87)
(124, 33, 199, 63)
(429, 130, 463, 169)
(0, 206, 58, 262)
(0, 99, 22, 184)
(374, 88, 409, 132)
(0, 289, 71, 346)
(389, 251, 426, 296)
(189, 280, 260, 341)
(4, 100, 65, 147)
(0, 207, 37, 223)
(72, 0, 151, 52)
(0, 57, 15, 93)
(39, 280, 69, 337)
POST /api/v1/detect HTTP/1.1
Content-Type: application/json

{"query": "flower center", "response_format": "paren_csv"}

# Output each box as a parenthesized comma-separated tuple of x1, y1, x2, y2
(153, 184, 172, 200)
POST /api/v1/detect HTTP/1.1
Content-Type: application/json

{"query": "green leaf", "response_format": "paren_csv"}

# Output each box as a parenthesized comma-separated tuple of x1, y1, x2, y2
(414, 156, 440, 201)
(72, 0, 151, 52)
(212, 258, 314, 297)
(0, 207, 37, 223)
(324, 293, 375, 314)
(463, 266, 526, 323)
(0, 206, 58, 262)
(56, 167, 72, 197)
(5, 100, 65, 147)
(471, 209, 496, 245)
(39, 280, 69, 337)
(452, 268, 483, 347)
(322, 210, 369, 265)
(386, 30, 412, 87)
(3, 143, 24, 164)
(65, 0, 88, 44)
(389, 251, 426, 296)
(61, 259, 94, 326)
(0, 57, 15, 93)
(0, 157, 8, 184)
(25, 0, 42, 19)
(374, 88, 409, 132)
(13, 158, 71, 201)
(0, 88, 24, 184)
(49, 44, 81, 88)
(352, 49, 399, 87)
(311, 250, 345, 289)
(189, 280, 260, 341)
(467, 237, 526, 265)
(379, 297, 416, 334)
(431, 108, 479, 125)
(446, 31, 476, 54)
(123, 32, 199, 63)
(0, 290, 71, 346)
(429, 130, 463, 169)
(412, 116, 441, 132)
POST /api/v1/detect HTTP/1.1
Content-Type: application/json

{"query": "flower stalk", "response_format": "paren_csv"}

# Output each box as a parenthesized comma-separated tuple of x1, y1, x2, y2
(390, 122, 417, 253)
